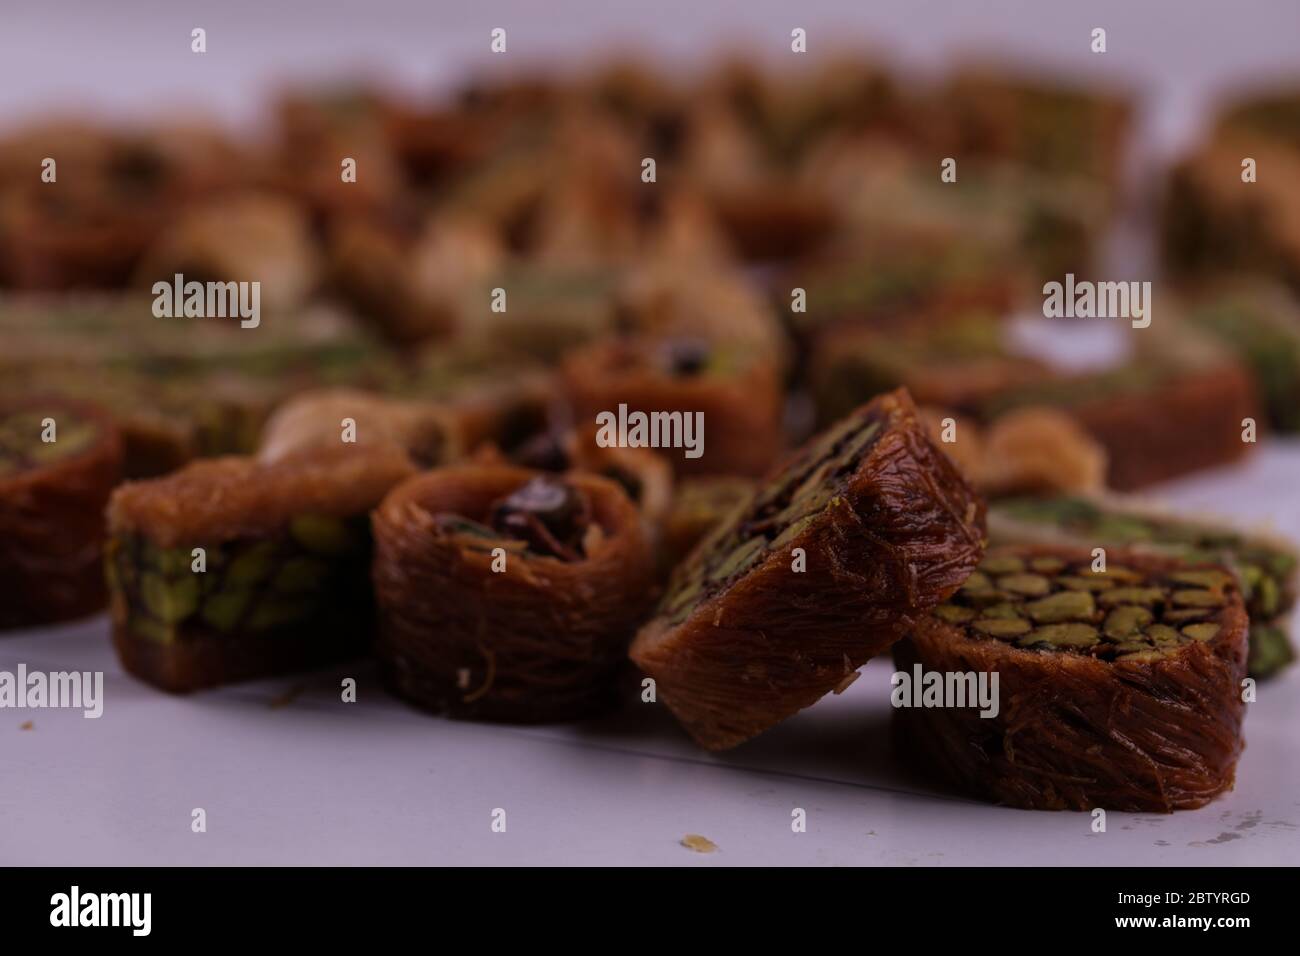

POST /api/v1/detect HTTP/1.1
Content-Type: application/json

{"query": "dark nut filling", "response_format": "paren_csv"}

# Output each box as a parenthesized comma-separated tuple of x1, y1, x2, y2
(488, 476, 591, 560)
(434, 476, 594, 562)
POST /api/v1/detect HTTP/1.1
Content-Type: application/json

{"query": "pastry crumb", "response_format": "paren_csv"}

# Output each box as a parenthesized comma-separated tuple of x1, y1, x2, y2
(680, 834, 717, 853)
(19, 721, 33, 731)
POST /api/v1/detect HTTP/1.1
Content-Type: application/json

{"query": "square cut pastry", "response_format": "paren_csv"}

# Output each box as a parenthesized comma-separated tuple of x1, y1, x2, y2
(106, 445, 415, 691)
(894, 546, 1249, 812)
(631, 388, 986, 750)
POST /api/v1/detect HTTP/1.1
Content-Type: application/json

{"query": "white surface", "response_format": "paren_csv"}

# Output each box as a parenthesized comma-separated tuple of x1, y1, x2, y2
(2, 446, 1299, 866)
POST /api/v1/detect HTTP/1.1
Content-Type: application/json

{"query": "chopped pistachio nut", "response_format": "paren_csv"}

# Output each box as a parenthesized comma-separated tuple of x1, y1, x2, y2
(1018, 623, 1100, 649)
(991, 495, 1297, 630)
(981, 556, 1025, 575)
(1057, 575, 1114, 592)
(1000, 573, 1052, 596)
(1104, 605, 1152, 639)
(1025, 590, 1095, 622)
(660, 407, 887, 626)
(935, 604, 977, 624)
(974, 617, 1032, 638)
(936, 551, 1240, 662)
(109, 518, 371, 643)
(1182, 623, 1222, 642)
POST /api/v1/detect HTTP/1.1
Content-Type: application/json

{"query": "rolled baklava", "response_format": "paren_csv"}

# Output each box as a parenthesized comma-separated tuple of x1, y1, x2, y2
(372, 465, 655, 721)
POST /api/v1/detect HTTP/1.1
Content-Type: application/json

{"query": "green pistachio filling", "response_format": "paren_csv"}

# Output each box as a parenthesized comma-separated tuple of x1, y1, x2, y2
(107, 514, 371, 644)
(940, 552, 1237, 662)
(658, 405, 886, 625)
(991, 496, 1297, 624)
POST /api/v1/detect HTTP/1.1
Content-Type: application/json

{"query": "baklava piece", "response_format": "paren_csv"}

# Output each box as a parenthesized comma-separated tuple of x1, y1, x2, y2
(631, 389, 985, 750)
(0, 398, 123, 628)
(372, 465, 654, 721)
(991, 494, 1298, 678)
(258, 389, 462, 469)
(562, 334, 784, 478)
(895, 546, 1249, 811)
(105, 446, 415, 691)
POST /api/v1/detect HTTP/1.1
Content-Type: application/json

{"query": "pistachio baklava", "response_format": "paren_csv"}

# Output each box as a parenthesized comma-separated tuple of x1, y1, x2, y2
(895, 546, 1249, 812)
(1162, 87, 1300, 294)
(105, 446, 415, 691)
(631, 388, 985, 750)
(991, 494, 1298, 677)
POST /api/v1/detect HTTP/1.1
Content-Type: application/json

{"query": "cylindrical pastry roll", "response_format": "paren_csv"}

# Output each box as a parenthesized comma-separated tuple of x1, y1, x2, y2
(372, 465, 655, 722)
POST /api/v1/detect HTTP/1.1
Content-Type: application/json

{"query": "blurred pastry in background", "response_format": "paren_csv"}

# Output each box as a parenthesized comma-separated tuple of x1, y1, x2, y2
(921, 405, 1108, 498)
(134, 193, 319, 315)
(1162, 281, 1300, 433)
(258, 388, 463, 468)
(562, 334, 785, 477)
(1163, 86, 1300, 294)
(928, 66, 1134, 206)
(0, 396, 123, 629)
